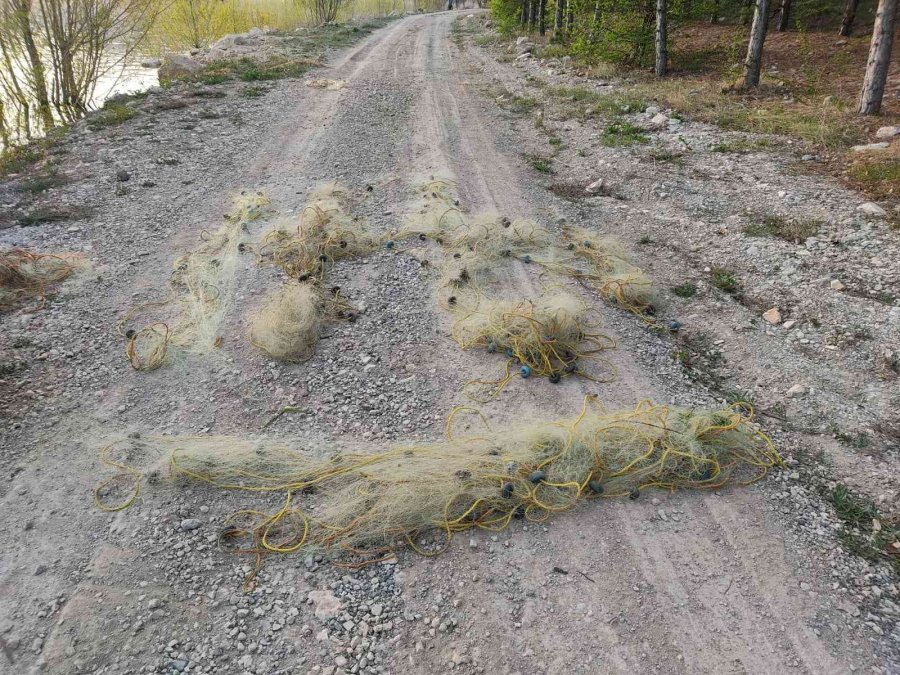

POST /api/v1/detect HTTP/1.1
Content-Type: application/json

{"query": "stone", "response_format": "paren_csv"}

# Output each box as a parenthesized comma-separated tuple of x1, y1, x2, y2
(180, 518, 202, 531)
(874, 126, 900, 139)
(116, 170, 131, 182)
(515, 36, 529, 45)
(762, 308, 782, 324)
(371, 603, 384, 617)
(857, 202, 887, 218)
(585, 178, 605, 194)
(782, 320, 797, 329)
(645, 105, 660, 115)
(140, 58, 162, 69)
(851, 142, 889, 152)
(830, 279, 845, 290)
(159, 54, 202, 82)
(650, 113, 669, 127)
(206, 48, 228, 61)
(308, 590, 342, 620)
(248, 27, 265, 37)
(335, 655, 348, 667)
(786, 384, 806, 398)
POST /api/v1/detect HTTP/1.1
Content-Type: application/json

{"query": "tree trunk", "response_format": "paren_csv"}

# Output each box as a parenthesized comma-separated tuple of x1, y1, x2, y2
(566, 0, 574, 30)
(589, 0, 601, 41)
(539, 0, 547, 35)
(858, 0, 897, 114)
(521, 0, 528, 25)
(655, 0, 667, 76)
(554, 0, 565, 31)
(742, 0, 771, 87)
(839, 0, 860, 36)
(710, 0, 719, 23)
(12, 0, 54, 131)
(777, 0, 792, 30)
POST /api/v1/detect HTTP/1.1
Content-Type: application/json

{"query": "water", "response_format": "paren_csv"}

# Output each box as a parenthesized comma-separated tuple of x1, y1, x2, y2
(1, 45, 159, 150)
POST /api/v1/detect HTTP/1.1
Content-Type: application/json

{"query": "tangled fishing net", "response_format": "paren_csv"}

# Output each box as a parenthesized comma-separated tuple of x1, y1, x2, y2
(248, 282, 354, 362)
(0, 248, 75, 309)
(258, 182, 378, 281)
(118, 192, 269, 371)
(448, 291, 615, 397)
(95, 397, 781, 575)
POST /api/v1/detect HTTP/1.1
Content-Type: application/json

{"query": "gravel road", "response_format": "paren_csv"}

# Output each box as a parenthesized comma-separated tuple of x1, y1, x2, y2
(1, 10, 898, 674)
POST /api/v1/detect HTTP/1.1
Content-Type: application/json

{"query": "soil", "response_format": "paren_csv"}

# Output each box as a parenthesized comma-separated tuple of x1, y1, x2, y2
(1, 10, 898, 675)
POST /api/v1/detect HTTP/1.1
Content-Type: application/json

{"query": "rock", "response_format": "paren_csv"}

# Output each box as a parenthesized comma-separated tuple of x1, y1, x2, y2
(515, 36, 529, 45)
(857, 202, 887, 218)
(171, 659, 188, 672)
(585, 178, 605, 194)
(645, 105, 660, 115)
(308, 590, 342, 620)
(830, 279, 845, 290)
(140, 58, 162, 69)
(247, 27, 264, 37)
(206, 48, 228, 61)
(650, 113, 669, 127)
(851, 142, 889, 152)
(782, 319, 797, 329)
(335, 655, 348, 667)
(180, 518, 202, 531)
(786, 384, 806, 398)
(763, 308, 782, 324)
(874, 126, 900, 139)
(371, 603, 384, 617)
(116, 170, 131, 182)
(213, 35, 237, 50)
(159, 54, 202, 82)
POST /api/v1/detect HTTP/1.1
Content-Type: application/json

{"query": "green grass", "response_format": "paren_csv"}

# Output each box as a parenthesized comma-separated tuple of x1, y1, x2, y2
(671, 282, 697, 298)
(712, 138, 773, 153)
(547, 85, 607, 104)
(16, 173, 69, 194)
(242, 85, 268, 98)
(710, 267, 741, 296)
(848, 158, 900, 203)
(88, 102, 137, 129)
(525, 154, 554, 174)
(637, 235, 654, 245)
(16, 205, 91, 227)
(830, 484, 899, 573)
(548, 137, 563, 147)
(0, 143, 46, 176)
(600, 120, 647, 147)
(500, 94, 539, 114)
(743, 215, 821, 242)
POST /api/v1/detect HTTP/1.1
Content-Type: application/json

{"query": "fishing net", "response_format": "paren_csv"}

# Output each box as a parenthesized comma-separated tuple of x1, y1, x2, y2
(118, 192, 269, 371)
(95, 397, 781, 573)
(0, 248, 75, 309)
(248, 282, 354, 362)
(258, 183, 378, 281)
(397, 178, 467, 240)
(449, 291, 615, 397)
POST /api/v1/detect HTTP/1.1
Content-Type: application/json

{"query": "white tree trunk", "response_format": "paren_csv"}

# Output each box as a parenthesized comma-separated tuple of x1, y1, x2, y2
(742, 0, 771, 88)
(858, 0, 897, 114)
(655, 0, 668, 77)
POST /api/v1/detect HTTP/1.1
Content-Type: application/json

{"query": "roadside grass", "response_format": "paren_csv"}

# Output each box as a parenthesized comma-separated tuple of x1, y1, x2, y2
(743, 214, 821, 242)
(830, 484, 900, 573)
(16, 173, 69, 194)
(847, 156, 900, 203)
(712, 137, 775, 153)
(498, 94, 540, 114)
(242, 85, 269, 98)
(710, 266, 742, 296)
(87, 101, 138, 129)
(15, 205, 92, 227)
(671, 282, 697, 298)
(525, 153, 554, 173)
(600, 120, 647, 147)
(549, 181, 588, 199)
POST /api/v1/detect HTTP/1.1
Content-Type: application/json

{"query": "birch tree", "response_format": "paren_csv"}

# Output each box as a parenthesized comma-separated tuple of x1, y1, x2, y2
(858, 0, 897, 114)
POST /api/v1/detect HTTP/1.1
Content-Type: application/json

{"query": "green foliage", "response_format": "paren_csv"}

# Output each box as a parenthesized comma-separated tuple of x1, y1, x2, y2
(710, 267, 741, 296)
(671, 282, 697, 298)
(743, 215, 821, 242)
(0, 143, 45, 176)
(830, 484, 900, 573)
(87, 102, 137, 129)
(526, 154, 555, 173)
(488, 0, 524, 35)
(600, 120, 647, 146)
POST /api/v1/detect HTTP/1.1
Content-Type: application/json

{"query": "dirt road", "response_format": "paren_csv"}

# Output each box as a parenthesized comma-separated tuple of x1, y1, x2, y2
(1, 11, 898, 674)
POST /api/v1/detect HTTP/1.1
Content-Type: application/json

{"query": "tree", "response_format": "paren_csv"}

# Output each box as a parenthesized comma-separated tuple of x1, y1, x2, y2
(839, 0, 860, 36)
(742, 0, 771, 87)
(777, 0, 792, 31)
(858, 0, 897, 114)
(655, 0, 667, 76)
(554, 0, 565, 31)
(538, 0, 546, 35)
